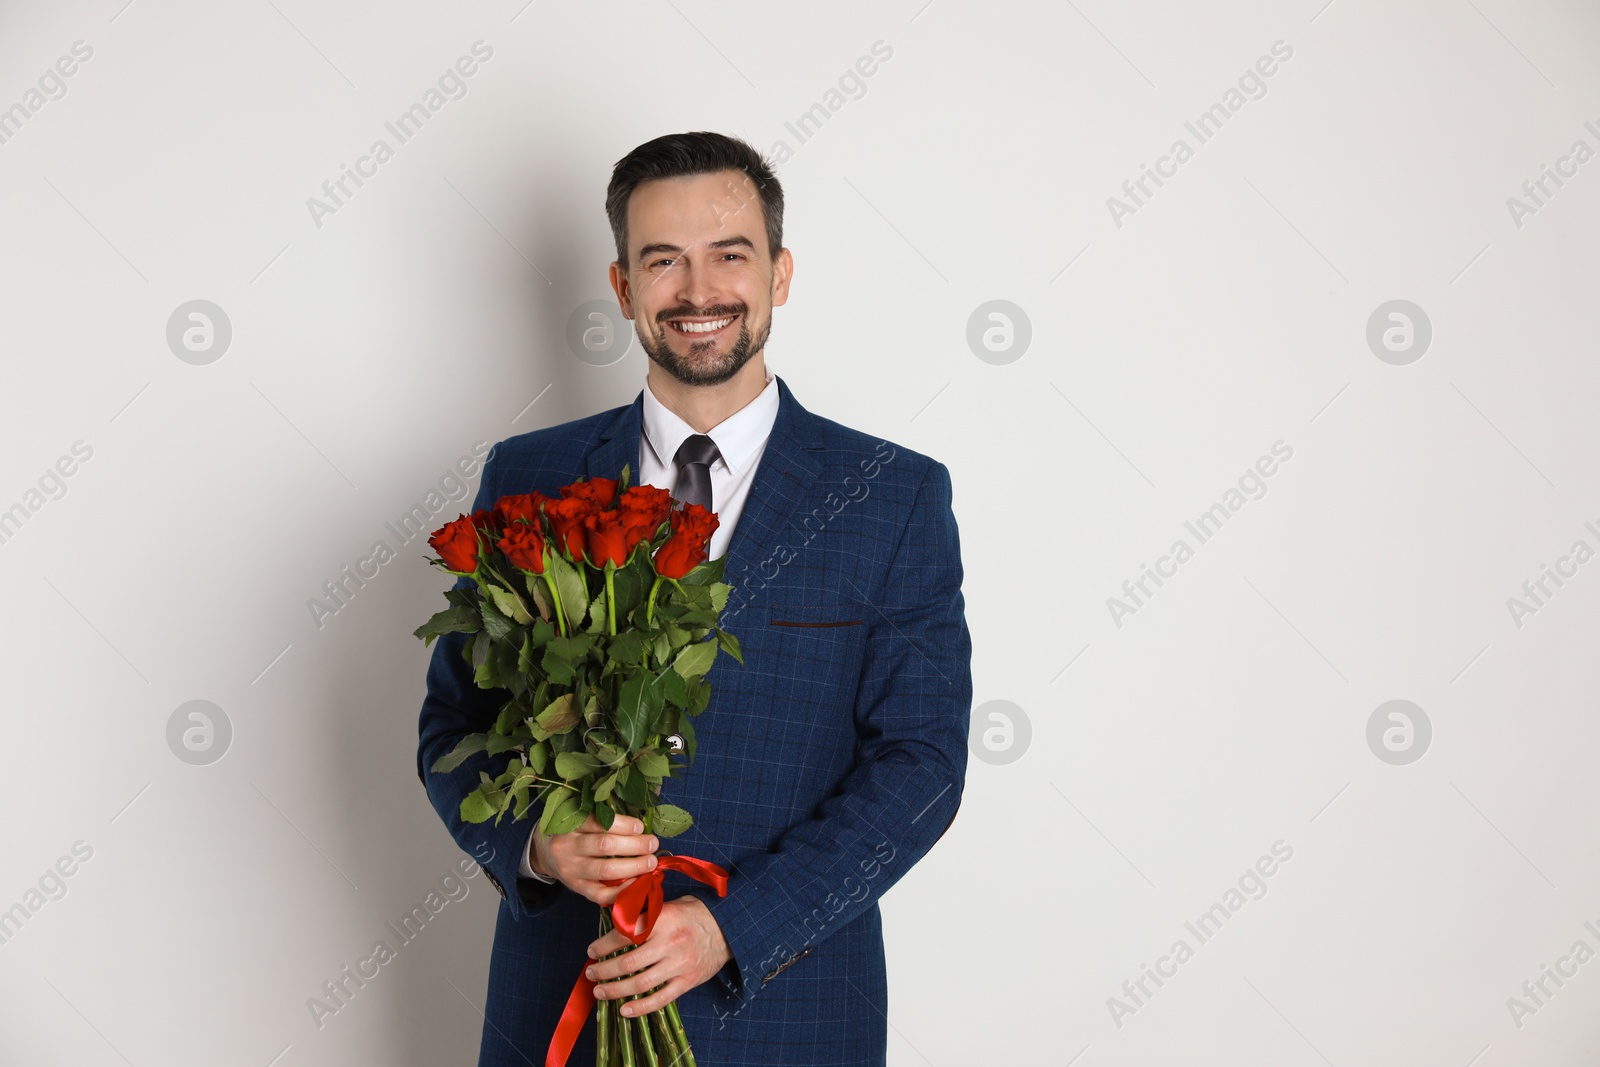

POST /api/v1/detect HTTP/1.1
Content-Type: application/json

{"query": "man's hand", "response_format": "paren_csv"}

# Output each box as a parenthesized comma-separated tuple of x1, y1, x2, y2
(531, 814, 658, 906)
(584, 896, 730, 1017)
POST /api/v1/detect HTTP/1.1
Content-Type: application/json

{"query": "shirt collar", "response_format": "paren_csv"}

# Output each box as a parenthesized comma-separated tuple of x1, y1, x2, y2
(641, 370, 779, 478)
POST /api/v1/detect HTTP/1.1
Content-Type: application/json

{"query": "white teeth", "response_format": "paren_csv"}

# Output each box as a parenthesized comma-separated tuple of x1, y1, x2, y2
(672, 317, 733, 334)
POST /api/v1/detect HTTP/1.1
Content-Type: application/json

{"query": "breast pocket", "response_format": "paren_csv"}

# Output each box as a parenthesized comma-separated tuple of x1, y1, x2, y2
(768, 608, 863, 630)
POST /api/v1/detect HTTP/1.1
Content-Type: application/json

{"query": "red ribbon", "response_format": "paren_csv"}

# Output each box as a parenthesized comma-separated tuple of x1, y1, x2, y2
(545, 854, 729, 1067)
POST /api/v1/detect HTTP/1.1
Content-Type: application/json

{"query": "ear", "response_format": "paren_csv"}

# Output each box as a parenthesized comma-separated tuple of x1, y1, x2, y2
(608, 261, 635, 320)
(770, 247, 794, 308)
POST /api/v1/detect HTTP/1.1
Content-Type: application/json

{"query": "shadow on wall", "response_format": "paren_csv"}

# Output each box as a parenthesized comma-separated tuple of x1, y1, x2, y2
(311, 156, 637, 1064)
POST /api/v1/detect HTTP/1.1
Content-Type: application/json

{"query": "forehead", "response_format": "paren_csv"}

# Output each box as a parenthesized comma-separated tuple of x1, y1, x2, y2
(626, 169, 766, 254)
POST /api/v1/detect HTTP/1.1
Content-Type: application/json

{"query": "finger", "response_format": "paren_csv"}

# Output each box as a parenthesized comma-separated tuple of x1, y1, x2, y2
(580, 814, 644, 836)
(576, 830, 658, 857)
(587, 941, 663, 983)
(617, 976, 687, 1018)
(594, 957, 673, 1002)
(579, 855, 658, 884)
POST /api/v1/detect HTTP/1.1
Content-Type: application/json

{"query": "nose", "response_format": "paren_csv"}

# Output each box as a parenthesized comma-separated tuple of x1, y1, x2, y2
(674, 252, 717, 312)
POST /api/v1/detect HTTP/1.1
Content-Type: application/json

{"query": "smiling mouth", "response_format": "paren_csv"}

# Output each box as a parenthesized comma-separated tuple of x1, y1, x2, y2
(666, 315, 736, 336)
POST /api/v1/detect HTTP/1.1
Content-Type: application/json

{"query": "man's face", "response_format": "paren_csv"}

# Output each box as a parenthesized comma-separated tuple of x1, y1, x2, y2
(610, 170, 792, 387)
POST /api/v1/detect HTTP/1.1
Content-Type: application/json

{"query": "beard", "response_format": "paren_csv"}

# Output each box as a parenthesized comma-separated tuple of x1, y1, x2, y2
(639, 303, 770, 387)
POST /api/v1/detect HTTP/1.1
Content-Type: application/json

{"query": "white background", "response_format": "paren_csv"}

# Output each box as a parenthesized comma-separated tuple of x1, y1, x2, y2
(1, 1, 1598, 1064)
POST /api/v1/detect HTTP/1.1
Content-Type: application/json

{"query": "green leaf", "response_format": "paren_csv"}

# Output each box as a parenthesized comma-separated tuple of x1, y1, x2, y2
(460, 788, 498, 824)
(533, 693, 579, 738)
(709, 582, 732, 612)
(472, 632, 500, 689)
(487, 583, 534, 625)
(486, 731, 525, 756)
(687, 678, 711, 717)
(585, 589, 608, 634)
(480, 597, 517, 641)
(528, 616, 557, 649)
(616, 672, 662, 750)
(606, 629, 652, 669)
(539, 789, 579, 835)
(525, 574, 553, 621)
(555, 750, 601, 779)
(594, 769, 620, 803)
(659, 668, 688, 708)
(582, 694, 600, 728)
(430, 734, 489, 774)
(594, 800, 615, 830)
(652, 803, 694, 838)
(677, 556, 726, 585)
(414, 604, 480, 646)
(548, 797, 588, 836)
(545, 552, 590, 636)
(635, 750, 671, 778)
(609, 561, 648, 626)
(673, 639, 718, 680)
(618, 765, 650, 808)
(716, 628, 743, 665)
(527, 739, 549, 774)
(678, 714, 697, 762)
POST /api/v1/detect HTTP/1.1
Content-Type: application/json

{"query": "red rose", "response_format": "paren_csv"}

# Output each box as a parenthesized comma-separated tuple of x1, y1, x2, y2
(652, 503, 720, 579)
(428, 514, 481, 573)
(470, 508, 498, 537)
(618, 485, 673, 551)
(498, 522, 547, 574)
(494, 491, 547, 529)
(584, 509, 629, 568)
(544, 496, 596, 560)
(561, 476, 617, 509)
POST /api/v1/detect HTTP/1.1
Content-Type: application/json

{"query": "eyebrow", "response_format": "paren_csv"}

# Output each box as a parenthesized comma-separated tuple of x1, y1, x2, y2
(636, 235, 757, 264)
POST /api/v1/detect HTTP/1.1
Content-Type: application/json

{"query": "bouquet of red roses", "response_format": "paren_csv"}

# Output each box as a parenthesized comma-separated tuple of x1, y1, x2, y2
(416, 466, 740, 1067)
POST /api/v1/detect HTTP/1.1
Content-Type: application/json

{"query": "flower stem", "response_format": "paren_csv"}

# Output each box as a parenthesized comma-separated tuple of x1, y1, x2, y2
(631, 1008, 660, 1067)
(596, 909, 615, 1067)
(542, 572, 567, 637)
(649, 1006, 681, 1066)
(645, 575, 663, 627)
(606, 565, 618, 636)
(664, 1002, 697, 1067)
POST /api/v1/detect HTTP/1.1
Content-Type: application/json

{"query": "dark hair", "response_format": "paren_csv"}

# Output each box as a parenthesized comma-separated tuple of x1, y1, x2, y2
(605, 131, 784, 268)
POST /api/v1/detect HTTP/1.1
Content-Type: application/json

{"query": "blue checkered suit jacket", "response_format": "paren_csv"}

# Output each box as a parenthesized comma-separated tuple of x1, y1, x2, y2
(417, 375, 971, 1066)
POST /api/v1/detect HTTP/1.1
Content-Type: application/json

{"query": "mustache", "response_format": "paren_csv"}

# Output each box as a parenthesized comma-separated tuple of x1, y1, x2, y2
(656, 305, 745, 323)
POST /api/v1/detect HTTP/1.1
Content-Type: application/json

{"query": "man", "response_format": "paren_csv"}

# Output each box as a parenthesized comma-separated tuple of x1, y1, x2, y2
(417, 131, 971, 1066)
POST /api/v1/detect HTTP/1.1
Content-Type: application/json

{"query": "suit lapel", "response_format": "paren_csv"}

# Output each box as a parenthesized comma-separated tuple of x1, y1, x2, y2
(723, 377, 824, 579)
(582, 377, 824, 576)
(584, 393, 644, 483)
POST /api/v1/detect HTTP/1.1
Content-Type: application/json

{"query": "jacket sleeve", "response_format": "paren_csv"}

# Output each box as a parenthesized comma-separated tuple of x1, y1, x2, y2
(680, 460, 972, 998)
(416, 445, 566, 919)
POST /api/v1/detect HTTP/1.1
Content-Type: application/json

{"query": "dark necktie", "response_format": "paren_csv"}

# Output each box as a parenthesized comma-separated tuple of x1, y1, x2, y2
(673, 434, 720, 511)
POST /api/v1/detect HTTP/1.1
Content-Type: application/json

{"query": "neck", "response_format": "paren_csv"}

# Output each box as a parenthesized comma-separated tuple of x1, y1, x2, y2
(645, 356, 769, 433)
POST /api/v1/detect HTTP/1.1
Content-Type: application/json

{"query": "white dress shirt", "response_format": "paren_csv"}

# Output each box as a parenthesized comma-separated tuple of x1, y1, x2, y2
(520, 371, 781, 882)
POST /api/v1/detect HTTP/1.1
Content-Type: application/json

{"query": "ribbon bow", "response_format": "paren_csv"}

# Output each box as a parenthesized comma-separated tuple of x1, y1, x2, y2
(545, 853, 729, 1067)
